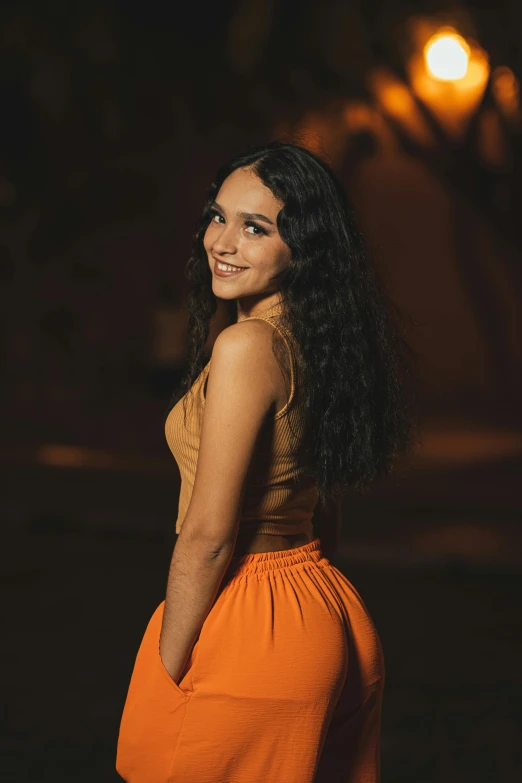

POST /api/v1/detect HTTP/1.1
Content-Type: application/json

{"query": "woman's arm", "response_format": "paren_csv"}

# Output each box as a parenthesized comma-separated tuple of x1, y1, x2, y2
(312, 495, 343, 562)
(159, 527, 235, 684)
(159, 320, 282, 684)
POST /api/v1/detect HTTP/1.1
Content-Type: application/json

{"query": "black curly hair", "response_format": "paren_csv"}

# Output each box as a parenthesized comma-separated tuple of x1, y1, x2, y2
(165, 140, 419, 505)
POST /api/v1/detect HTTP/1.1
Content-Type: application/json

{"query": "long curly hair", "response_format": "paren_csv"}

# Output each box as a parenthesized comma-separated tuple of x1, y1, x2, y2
(165, 140, 419, 505)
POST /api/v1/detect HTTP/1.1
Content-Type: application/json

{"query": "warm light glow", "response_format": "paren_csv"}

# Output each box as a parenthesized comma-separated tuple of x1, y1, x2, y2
(370, 69, 437, 148)
(408, 20, 490, 139)
(342, 102, 397, 155)
(424, 31, 470, 81)
(492, 66, 521, 125)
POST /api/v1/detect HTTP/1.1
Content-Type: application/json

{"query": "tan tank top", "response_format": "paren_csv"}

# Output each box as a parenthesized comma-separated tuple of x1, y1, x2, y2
(164, 301, 319, 536)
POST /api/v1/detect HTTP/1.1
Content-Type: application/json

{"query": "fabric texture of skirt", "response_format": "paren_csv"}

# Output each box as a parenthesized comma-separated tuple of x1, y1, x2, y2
(115, 538, 385, 782)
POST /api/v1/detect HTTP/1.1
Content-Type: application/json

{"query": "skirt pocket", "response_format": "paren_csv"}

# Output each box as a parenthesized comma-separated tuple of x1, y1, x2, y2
(156, 629, 201, 698)
(116, 602, 199, 782)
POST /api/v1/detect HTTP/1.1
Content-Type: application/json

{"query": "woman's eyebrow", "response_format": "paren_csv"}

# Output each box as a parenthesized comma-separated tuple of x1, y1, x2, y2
(212, 201, 274, 226)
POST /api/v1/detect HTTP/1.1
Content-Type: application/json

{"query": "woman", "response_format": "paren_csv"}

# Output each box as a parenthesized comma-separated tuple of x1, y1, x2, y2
(116, 141, 416, 782)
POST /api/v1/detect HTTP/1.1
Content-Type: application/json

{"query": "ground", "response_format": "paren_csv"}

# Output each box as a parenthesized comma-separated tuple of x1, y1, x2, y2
(2, 421, 521, 782)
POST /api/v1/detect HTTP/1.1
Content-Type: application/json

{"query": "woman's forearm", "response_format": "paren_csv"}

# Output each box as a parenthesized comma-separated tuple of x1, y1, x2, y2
(159, 526, 234, 684)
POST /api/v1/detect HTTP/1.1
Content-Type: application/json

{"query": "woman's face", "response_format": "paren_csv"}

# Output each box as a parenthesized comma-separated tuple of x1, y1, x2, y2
(203, 166, 292, 312)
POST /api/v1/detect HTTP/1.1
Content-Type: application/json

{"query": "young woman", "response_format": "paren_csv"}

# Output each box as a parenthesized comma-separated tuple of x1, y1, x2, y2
(116, 141, 416, 782)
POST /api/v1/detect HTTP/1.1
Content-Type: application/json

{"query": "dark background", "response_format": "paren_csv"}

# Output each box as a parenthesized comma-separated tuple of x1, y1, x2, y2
(1, 1, 521, 781)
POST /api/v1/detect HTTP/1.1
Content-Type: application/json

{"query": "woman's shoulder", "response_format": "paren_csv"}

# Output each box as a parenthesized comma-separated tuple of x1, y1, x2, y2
(208, 318, 293, 403)
(212, 317, 286, 360)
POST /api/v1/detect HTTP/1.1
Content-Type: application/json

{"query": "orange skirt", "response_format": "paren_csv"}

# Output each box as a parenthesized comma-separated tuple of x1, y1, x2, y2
(116, 538, 384, 782)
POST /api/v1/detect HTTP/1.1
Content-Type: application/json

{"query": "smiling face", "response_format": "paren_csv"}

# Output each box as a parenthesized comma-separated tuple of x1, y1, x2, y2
(203, 166, 292, 318)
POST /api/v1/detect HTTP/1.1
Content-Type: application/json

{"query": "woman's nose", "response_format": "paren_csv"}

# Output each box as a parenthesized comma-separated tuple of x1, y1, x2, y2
(213, 222, 237, 254)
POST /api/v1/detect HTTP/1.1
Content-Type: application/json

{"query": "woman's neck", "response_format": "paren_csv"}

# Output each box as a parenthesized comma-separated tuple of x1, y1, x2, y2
(236, 295, 283, 322)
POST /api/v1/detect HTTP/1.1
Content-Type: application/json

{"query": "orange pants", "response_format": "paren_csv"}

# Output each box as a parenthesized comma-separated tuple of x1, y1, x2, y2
(116, 538, 384, 782)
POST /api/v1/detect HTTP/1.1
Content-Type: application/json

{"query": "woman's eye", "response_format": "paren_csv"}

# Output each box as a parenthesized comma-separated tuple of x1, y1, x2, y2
(208, 210, 264, 235)
(245, 221, 264, 235)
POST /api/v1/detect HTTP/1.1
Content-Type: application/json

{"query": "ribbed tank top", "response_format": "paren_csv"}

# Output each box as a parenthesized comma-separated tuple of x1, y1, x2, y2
(164, 301, 319, 536)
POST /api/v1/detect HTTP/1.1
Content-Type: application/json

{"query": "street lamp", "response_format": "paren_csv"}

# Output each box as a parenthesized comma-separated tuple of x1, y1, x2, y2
(408, 23, 489, 140)
(424, 31, 470, 82)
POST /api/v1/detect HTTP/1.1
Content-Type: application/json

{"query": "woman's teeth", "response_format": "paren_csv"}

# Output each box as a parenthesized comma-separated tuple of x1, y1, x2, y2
(217, 261, 246, 272)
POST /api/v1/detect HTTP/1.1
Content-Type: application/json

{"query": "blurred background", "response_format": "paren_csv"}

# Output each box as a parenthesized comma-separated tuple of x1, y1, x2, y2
(1, 1, 521, 781)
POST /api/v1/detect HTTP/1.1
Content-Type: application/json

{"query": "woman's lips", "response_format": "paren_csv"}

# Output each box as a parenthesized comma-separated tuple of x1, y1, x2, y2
(214, 261, 249, 278)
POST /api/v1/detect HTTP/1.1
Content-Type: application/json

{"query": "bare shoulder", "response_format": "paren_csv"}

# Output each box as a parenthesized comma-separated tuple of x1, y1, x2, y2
(212, 318, 282, 370)
(205, 319, 291, 420)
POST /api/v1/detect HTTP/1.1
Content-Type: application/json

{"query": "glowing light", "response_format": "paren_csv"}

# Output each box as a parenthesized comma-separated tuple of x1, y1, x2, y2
(424, 31, 470, 81)
(492, 66, 521, 124)
(370, 69, 436, 148)
(408, 19, 489, 139)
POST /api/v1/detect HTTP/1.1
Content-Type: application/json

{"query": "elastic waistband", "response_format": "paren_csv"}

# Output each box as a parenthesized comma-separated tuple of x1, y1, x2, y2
(227, 538, 325, 576)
